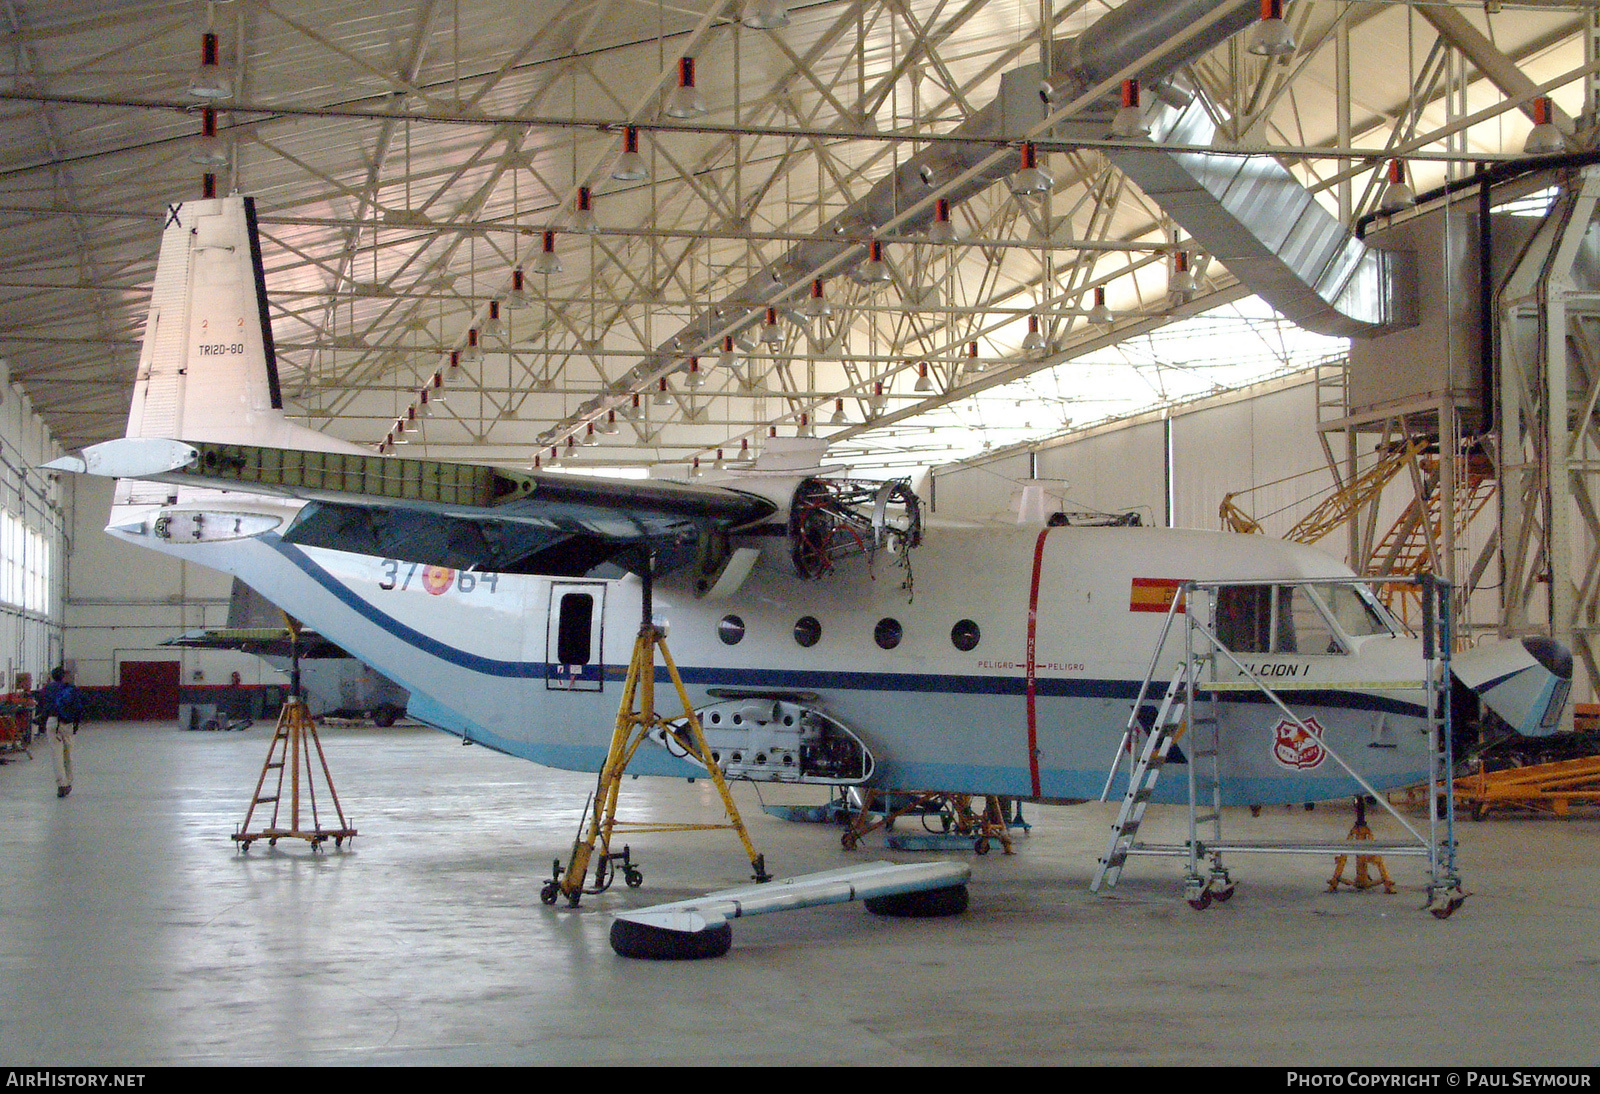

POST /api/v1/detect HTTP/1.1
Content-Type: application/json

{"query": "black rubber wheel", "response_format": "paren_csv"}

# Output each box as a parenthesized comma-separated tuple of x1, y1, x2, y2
(864, 883, 969, 918)
(539, 881, 560, 906)
(841, 830, 858, 850)
(974, 838, 990, 855)
(610, 918, 732, 960)
(1187, 892, 1213, 911)
(625, 869, 644, 889)
(372, 706, 399, 728)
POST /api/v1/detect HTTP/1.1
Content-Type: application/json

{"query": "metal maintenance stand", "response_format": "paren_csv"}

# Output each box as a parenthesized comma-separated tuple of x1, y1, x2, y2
(1092, 575, 1464, 917)
(542, 553, 769, 907)
(233, 621, 357, 851)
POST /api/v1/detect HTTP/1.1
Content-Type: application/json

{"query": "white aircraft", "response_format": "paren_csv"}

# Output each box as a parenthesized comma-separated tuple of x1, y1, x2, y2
(48, 197, 1571, 924)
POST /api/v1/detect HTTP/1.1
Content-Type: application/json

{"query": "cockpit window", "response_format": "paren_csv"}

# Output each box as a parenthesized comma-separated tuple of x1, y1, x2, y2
(1320, 584, 1393, 637)
(1214, 585, 1346, 655)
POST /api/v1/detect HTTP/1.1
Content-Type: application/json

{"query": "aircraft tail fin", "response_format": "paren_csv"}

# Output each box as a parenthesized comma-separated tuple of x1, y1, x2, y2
(125, 195, 360, 456)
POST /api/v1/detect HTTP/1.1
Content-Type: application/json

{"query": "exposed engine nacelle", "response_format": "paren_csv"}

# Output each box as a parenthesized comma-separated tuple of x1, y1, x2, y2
(786, 476, 921, 579)
(648, 695, 875, 785)
(1452, 637, 1573, 737)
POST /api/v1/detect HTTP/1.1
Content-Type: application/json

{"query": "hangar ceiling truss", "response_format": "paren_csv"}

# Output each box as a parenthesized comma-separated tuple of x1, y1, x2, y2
(0, 0, 1597, 470)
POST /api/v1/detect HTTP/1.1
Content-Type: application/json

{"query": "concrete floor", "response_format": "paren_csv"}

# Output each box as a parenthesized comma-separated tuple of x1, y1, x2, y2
(1, 720, 1597, 1066)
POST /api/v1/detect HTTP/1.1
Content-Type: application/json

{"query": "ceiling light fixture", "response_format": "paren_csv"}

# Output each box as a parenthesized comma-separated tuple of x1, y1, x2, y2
(830, 398, 847, 426)
(914, 362, 933, 393)
(760, 306, 783, 344)
(665, 56, 706, 119)
(741, 0, 788, 30)
(798, 278, 830, 319)
(190, 107, 229, 166)
(1378, 158, 1415, 212)
(1111, 78, 1148, 138)
(1088, 286, 1115, 327)
(1246, 0, 1296, 58)
(535, 230, 562, 275)
(573, 186, 598, 233)
(480, 299, 502, 336)
(1022, 315, 1046, 354)
(869, 381, 888, 416)
(927, 198, 955, 243)
(654, 377, 671, 406)
(1169, 251, 1196, 302)
(505, 268, 530, 309)
(1010, 142, 1052, 196)
(612, 126, 648, 181)
(854, 240, 892, 288)
(189, 30, 232, 99)
(462, 327, 483, 363)
(718, 335, 739, 370)
(963, 341, 983, 377)
(1525, 96, 1565, 155)
(686, 357, 704, 389)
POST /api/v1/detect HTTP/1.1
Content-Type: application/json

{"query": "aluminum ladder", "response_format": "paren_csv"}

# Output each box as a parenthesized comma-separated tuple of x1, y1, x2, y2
(1090, 660, 1197, 894)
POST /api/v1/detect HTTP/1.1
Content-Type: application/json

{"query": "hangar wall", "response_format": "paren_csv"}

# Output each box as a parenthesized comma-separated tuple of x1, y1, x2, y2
(0, 364, 66, 693)
(930, 372, 1330, 542)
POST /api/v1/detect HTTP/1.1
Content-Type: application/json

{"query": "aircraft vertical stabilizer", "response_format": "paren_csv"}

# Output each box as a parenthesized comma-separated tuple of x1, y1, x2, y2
(124, 195, 364, 460)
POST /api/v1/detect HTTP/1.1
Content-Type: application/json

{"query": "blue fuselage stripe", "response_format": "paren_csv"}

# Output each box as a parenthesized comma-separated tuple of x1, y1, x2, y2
(265, 535, 1426, 715)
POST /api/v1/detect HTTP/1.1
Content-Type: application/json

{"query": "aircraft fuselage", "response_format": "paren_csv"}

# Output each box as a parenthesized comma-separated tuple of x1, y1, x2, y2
(108, 499, 1433, 806)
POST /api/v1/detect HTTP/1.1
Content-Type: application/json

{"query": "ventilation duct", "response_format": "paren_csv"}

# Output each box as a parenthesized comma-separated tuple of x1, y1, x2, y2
(1103, 94, 1416, 337)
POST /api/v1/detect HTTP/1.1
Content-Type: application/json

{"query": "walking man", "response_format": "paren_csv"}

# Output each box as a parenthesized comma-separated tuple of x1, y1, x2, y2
(37, 667, 78, 798)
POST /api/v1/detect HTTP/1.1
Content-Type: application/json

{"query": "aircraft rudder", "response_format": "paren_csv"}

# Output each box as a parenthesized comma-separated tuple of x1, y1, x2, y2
(124, 194, 286, 446)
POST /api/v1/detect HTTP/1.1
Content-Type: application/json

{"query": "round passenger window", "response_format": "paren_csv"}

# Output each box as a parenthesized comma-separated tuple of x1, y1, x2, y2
(718, 615, 745, 645)
(874, 618, 903, 650)
(793, 616, 821, 648)
(951, 619, 980, 652)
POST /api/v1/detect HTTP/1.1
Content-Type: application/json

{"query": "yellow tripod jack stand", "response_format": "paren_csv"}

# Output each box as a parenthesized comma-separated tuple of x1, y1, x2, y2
(541, 561, 769, 908)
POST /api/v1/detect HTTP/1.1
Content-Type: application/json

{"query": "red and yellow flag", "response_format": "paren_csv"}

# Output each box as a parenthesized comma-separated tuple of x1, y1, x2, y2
(1129, 577, 1186, 614)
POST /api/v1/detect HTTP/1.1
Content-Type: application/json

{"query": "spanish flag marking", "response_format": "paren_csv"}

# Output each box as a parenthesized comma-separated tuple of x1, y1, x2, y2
(1129, 577, 1186, 614)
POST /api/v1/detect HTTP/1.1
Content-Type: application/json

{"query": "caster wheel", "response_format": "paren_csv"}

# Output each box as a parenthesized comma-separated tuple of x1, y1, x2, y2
(1210, 883, 1236, 903)
(334, 837, 343, 848)
(625, 869, 644, 889)
(540, 881, 560, 906)
(1250, 805, 1262, 818)
(269, 838, 278, 847)
(1187, 893, 1213, 911)
(1471, 803, 1488, 822)
(973, 838, 990, 855)
(841, 831, 858, 851)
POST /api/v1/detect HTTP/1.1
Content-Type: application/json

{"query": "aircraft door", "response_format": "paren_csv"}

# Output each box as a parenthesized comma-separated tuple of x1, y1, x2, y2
(546, 582, 606, 692)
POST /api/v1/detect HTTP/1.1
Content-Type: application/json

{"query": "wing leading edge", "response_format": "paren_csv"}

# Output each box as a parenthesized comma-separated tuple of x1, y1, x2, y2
(52, 438, 778, 578)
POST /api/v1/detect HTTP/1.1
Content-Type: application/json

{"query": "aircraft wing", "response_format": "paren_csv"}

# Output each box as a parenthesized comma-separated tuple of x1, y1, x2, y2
(48, 437, 777, 577)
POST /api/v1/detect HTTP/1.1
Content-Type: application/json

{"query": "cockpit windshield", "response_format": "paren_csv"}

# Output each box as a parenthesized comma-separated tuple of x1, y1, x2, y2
(1213, 582, 1396, 655)
(1319, 583, 1394, 638)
